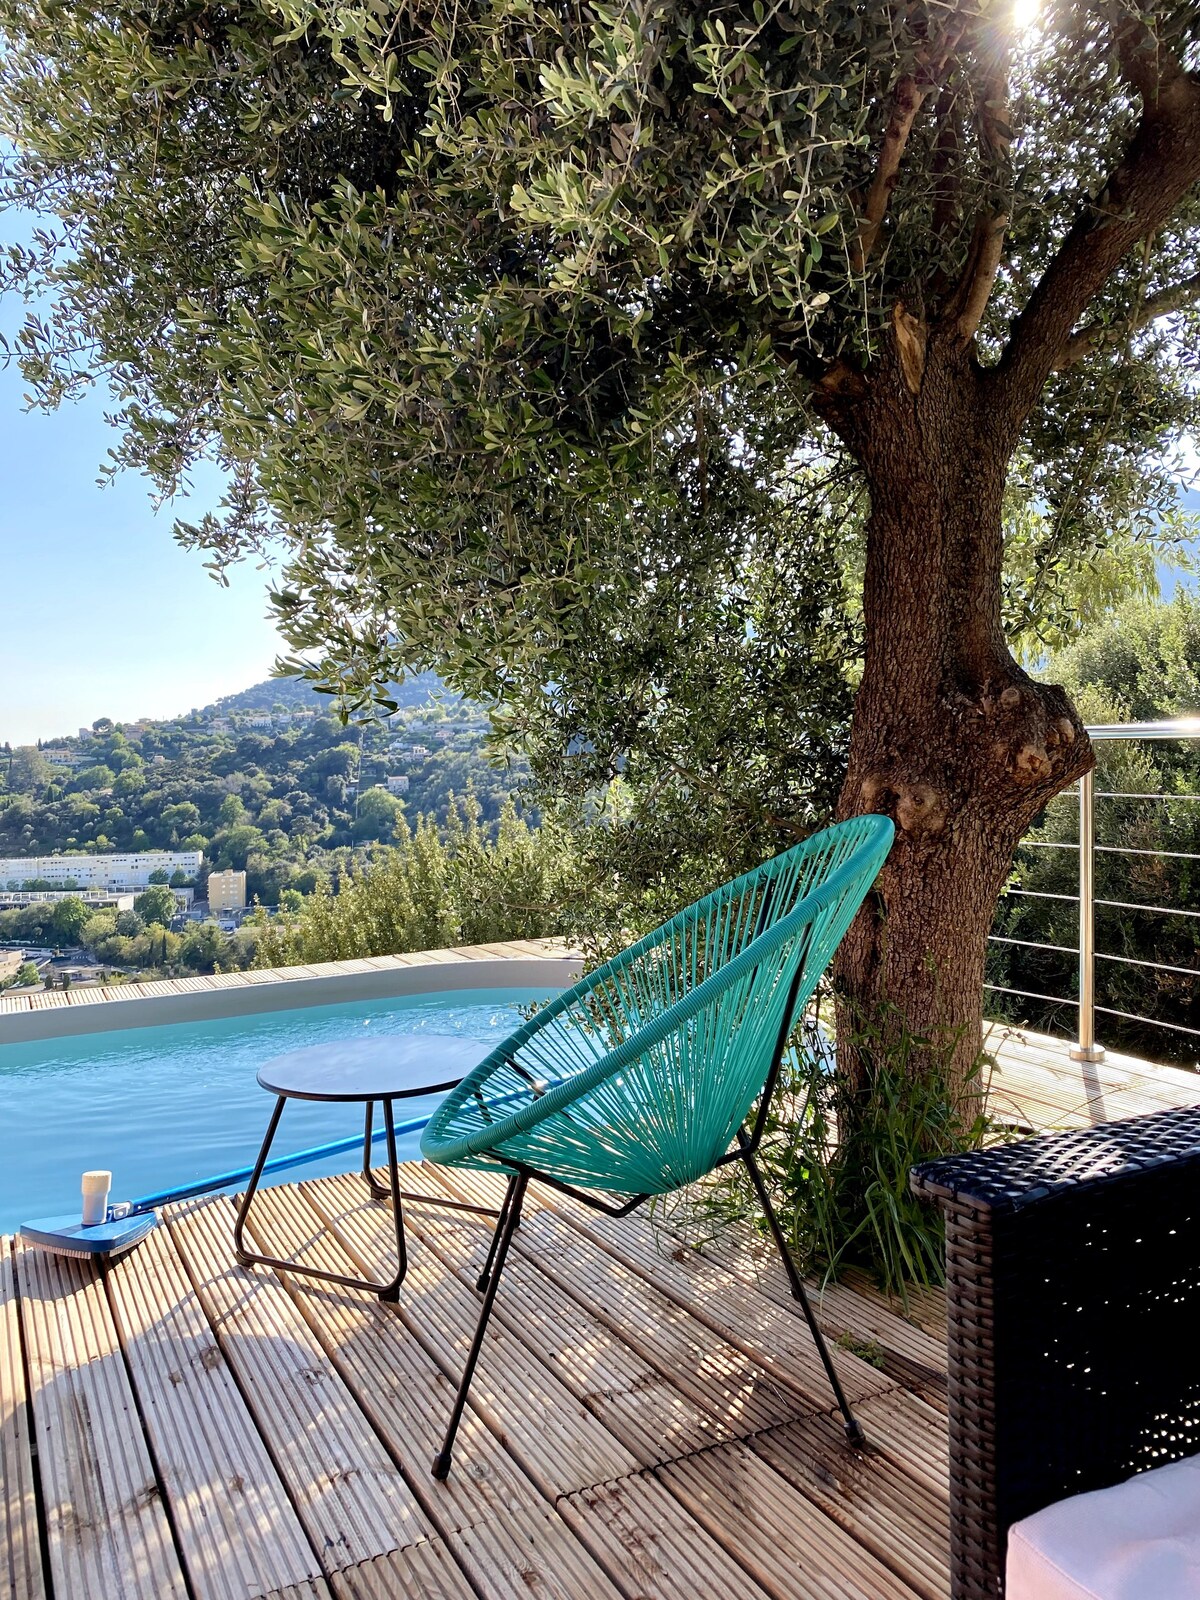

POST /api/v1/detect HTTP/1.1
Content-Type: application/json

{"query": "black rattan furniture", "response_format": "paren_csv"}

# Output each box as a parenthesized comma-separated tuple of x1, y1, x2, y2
(234, 1033, 496, 1300)
(912, 1105, 1200, 1600)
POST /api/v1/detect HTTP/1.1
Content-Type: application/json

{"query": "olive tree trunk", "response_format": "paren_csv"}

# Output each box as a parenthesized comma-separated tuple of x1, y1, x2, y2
(828, 337, 1092, 1103)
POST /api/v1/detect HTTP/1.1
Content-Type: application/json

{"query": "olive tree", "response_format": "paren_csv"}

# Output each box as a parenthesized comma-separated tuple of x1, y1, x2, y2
(2, 0, 1199, 1094)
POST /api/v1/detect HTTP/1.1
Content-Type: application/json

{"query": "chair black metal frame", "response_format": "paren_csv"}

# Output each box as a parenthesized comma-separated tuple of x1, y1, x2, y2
(429, 970, 863, 1480)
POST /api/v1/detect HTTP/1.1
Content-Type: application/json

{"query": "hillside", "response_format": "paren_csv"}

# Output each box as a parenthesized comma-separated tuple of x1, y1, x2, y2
(0, 676, 520, 903)
(200, 670, 452, 718)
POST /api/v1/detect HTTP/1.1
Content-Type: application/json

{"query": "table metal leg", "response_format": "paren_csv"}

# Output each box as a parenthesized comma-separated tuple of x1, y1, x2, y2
(235, 1093, 409, 1301)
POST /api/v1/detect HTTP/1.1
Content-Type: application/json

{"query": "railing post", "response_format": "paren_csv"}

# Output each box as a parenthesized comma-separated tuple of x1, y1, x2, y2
(1069, 766, 1104, 1063)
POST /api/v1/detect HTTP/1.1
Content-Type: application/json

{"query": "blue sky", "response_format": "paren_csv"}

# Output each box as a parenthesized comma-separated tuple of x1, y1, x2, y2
(0, 213, 284, 747)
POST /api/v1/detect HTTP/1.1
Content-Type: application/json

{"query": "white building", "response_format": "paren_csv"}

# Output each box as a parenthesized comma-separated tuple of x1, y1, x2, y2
(207, 869, 247, 913)
(385, 775, 410, 795)
(0, 850, 203, 893)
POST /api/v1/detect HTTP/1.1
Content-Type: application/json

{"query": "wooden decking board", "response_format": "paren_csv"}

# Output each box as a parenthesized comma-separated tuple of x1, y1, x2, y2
(166, 1195, 433, 1569)
(449, 1505, 628, 1600)
(438, 1165, 891, 1412)
(560, 1471, 776, 1600)
(400, 1188, 798, 1462)
(850, 1391, 950, 1500)
(427, 1165, 816, 1434)
(749, 1412, 949, 1600)
(677, 1211, 947, 1388)
(400, 1196, 729, 1465)
(328, 1542, 477, 1600)
(0, 1240, 46, 1600)
(237, 1181, 541, 1535)
(303, 1172, 640, 1498)
(657, 1437, 924, 1600)
(105, 1218, 327, 1600)
(15, 1239, 189, 1600)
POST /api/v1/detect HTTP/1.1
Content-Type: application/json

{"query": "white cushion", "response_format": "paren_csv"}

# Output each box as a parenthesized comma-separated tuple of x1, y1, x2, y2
(1007, 1451, 1200, 1599)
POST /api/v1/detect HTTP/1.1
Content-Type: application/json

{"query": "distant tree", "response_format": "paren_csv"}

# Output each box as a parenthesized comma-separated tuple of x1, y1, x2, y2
(12, 961, 38, 988)
(168, 868, 190, 887)
(10, 746, 52, 795)
(112, 766, 146, 797)
(50, 895, 90, 945)
(115, 909, 144, 937)
(352, 786, 404, 843)
(217, 793, 247, 826)
(91, 718, 113, 736)
(133, 883, 176, 927)
(147, 867, 170, 884)
(278, 888, 305, 913)
(71, 764, 116, 792)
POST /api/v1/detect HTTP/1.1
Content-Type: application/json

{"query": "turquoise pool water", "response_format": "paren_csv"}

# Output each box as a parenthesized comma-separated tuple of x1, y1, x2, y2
(0, 988, 548, 1234)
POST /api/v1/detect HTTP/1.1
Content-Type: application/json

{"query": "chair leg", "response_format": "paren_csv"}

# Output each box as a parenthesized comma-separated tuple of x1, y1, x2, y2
(737, 1130, 865, 1446)
(476, 1173, 520, 1293)
(432, 1173, 528, 1480)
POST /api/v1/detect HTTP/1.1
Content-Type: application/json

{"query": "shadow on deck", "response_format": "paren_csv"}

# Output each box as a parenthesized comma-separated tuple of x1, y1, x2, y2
(4, 1158, 949, 1600)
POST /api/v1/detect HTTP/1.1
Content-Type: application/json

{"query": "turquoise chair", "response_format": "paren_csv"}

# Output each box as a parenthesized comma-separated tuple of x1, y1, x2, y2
(420, 814, 895, 1478)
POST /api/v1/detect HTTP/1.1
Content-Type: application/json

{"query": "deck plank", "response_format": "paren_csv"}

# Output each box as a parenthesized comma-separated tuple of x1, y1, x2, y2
(16, 1239, 189, 1600)
(428, 1166, 824, 1427)
(450, 1505, 627, 1600)
(749, 1411, 949, 1600)
(0, 1240, 46, 1600)
(166, 1195, 434, 1570)
(669, 1209, 947, 1388)
(400, 1195, 775, 1464)
(105, 1219, 328, 1600)
(435, 1165, 889, 1412)
(302, 1172, 640, 1498)
(328, 1542, 476, 1600)
(658, 1437, 924, 1600)
(237, 1181, 541, 1535)
(560, 1472, 776, 1599)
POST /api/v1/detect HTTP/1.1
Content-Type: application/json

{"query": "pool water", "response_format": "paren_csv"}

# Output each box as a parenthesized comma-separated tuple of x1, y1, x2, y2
(0, 988, 548, 1234)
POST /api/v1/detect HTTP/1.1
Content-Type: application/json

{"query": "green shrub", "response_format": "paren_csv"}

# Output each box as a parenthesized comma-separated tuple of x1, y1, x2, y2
(253, 794, 572, 967)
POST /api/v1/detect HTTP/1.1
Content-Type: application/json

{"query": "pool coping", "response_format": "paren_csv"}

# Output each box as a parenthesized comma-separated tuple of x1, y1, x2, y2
(0, 938, 584, 1043)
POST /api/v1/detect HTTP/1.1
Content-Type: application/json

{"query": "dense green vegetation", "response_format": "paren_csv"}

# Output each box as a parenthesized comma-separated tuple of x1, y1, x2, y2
(254, 797, 571, 967)
(0, 674, 520, 906)
(989, 595, 1200, 1068)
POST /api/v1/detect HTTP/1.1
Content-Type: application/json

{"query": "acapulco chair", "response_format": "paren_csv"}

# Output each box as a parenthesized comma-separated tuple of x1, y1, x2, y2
(419, 813, 895, 1478)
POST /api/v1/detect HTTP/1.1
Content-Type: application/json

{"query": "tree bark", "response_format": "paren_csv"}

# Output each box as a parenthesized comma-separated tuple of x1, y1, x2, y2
(824, 333, 1092, 1102)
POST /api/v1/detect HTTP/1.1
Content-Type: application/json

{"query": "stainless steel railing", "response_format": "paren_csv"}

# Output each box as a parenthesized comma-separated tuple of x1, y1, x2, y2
(987, 716, 1200, 1063)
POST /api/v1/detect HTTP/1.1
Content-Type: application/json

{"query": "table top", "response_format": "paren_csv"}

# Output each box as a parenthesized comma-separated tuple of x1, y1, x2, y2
(257, 1032, 490, 1102)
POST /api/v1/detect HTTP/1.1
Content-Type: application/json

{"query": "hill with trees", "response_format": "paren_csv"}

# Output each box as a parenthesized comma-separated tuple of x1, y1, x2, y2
(0, 674, 519, 907)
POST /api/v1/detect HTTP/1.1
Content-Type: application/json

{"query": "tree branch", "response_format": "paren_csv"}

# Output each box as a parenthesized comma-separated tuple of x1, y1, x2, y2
(953, 209, 1009, 343)
(1054, 269, 1200, 368)
(995, 17, 1200, 429)
(942, 22, 1012, 343)
(851, 75, 929, 273)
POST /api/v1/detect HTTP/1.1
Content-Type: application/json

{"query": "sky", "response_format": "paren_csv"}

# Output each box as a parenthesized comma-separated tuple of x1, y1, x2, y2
(0, 214, 285, 748)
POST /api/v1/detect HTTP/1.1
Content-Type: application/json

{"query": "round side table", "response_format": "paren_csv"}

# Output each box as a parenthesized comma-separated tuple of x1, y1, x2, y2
(233, 1033, 495, 1301)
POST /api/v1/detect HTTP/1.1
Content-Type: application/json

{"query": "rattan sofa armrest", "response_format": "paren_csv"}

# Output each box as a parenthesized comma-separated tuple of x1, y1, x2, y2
(912, 1105, 1200, 1600)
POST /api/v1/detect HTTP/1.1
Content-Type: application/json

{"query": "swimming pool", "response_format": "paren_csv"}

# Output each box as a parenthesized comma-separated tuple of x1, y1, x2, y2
(0, 987, 548, 1234)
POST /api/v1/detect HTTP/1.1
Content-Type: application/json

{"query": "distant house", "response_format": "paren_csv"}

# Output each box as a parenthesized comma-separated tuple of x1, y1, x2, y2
(207, 869, 247, 914)
(385, 775, 410, 795)
(43, 749, 85, 768)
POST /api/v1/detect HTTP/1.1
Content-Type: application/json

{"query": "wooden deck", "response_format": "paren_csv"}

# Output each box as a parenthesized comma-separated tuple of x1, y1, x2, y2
(4, 1025, 1197, 1600)
(4, 1159, 950, 1600)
